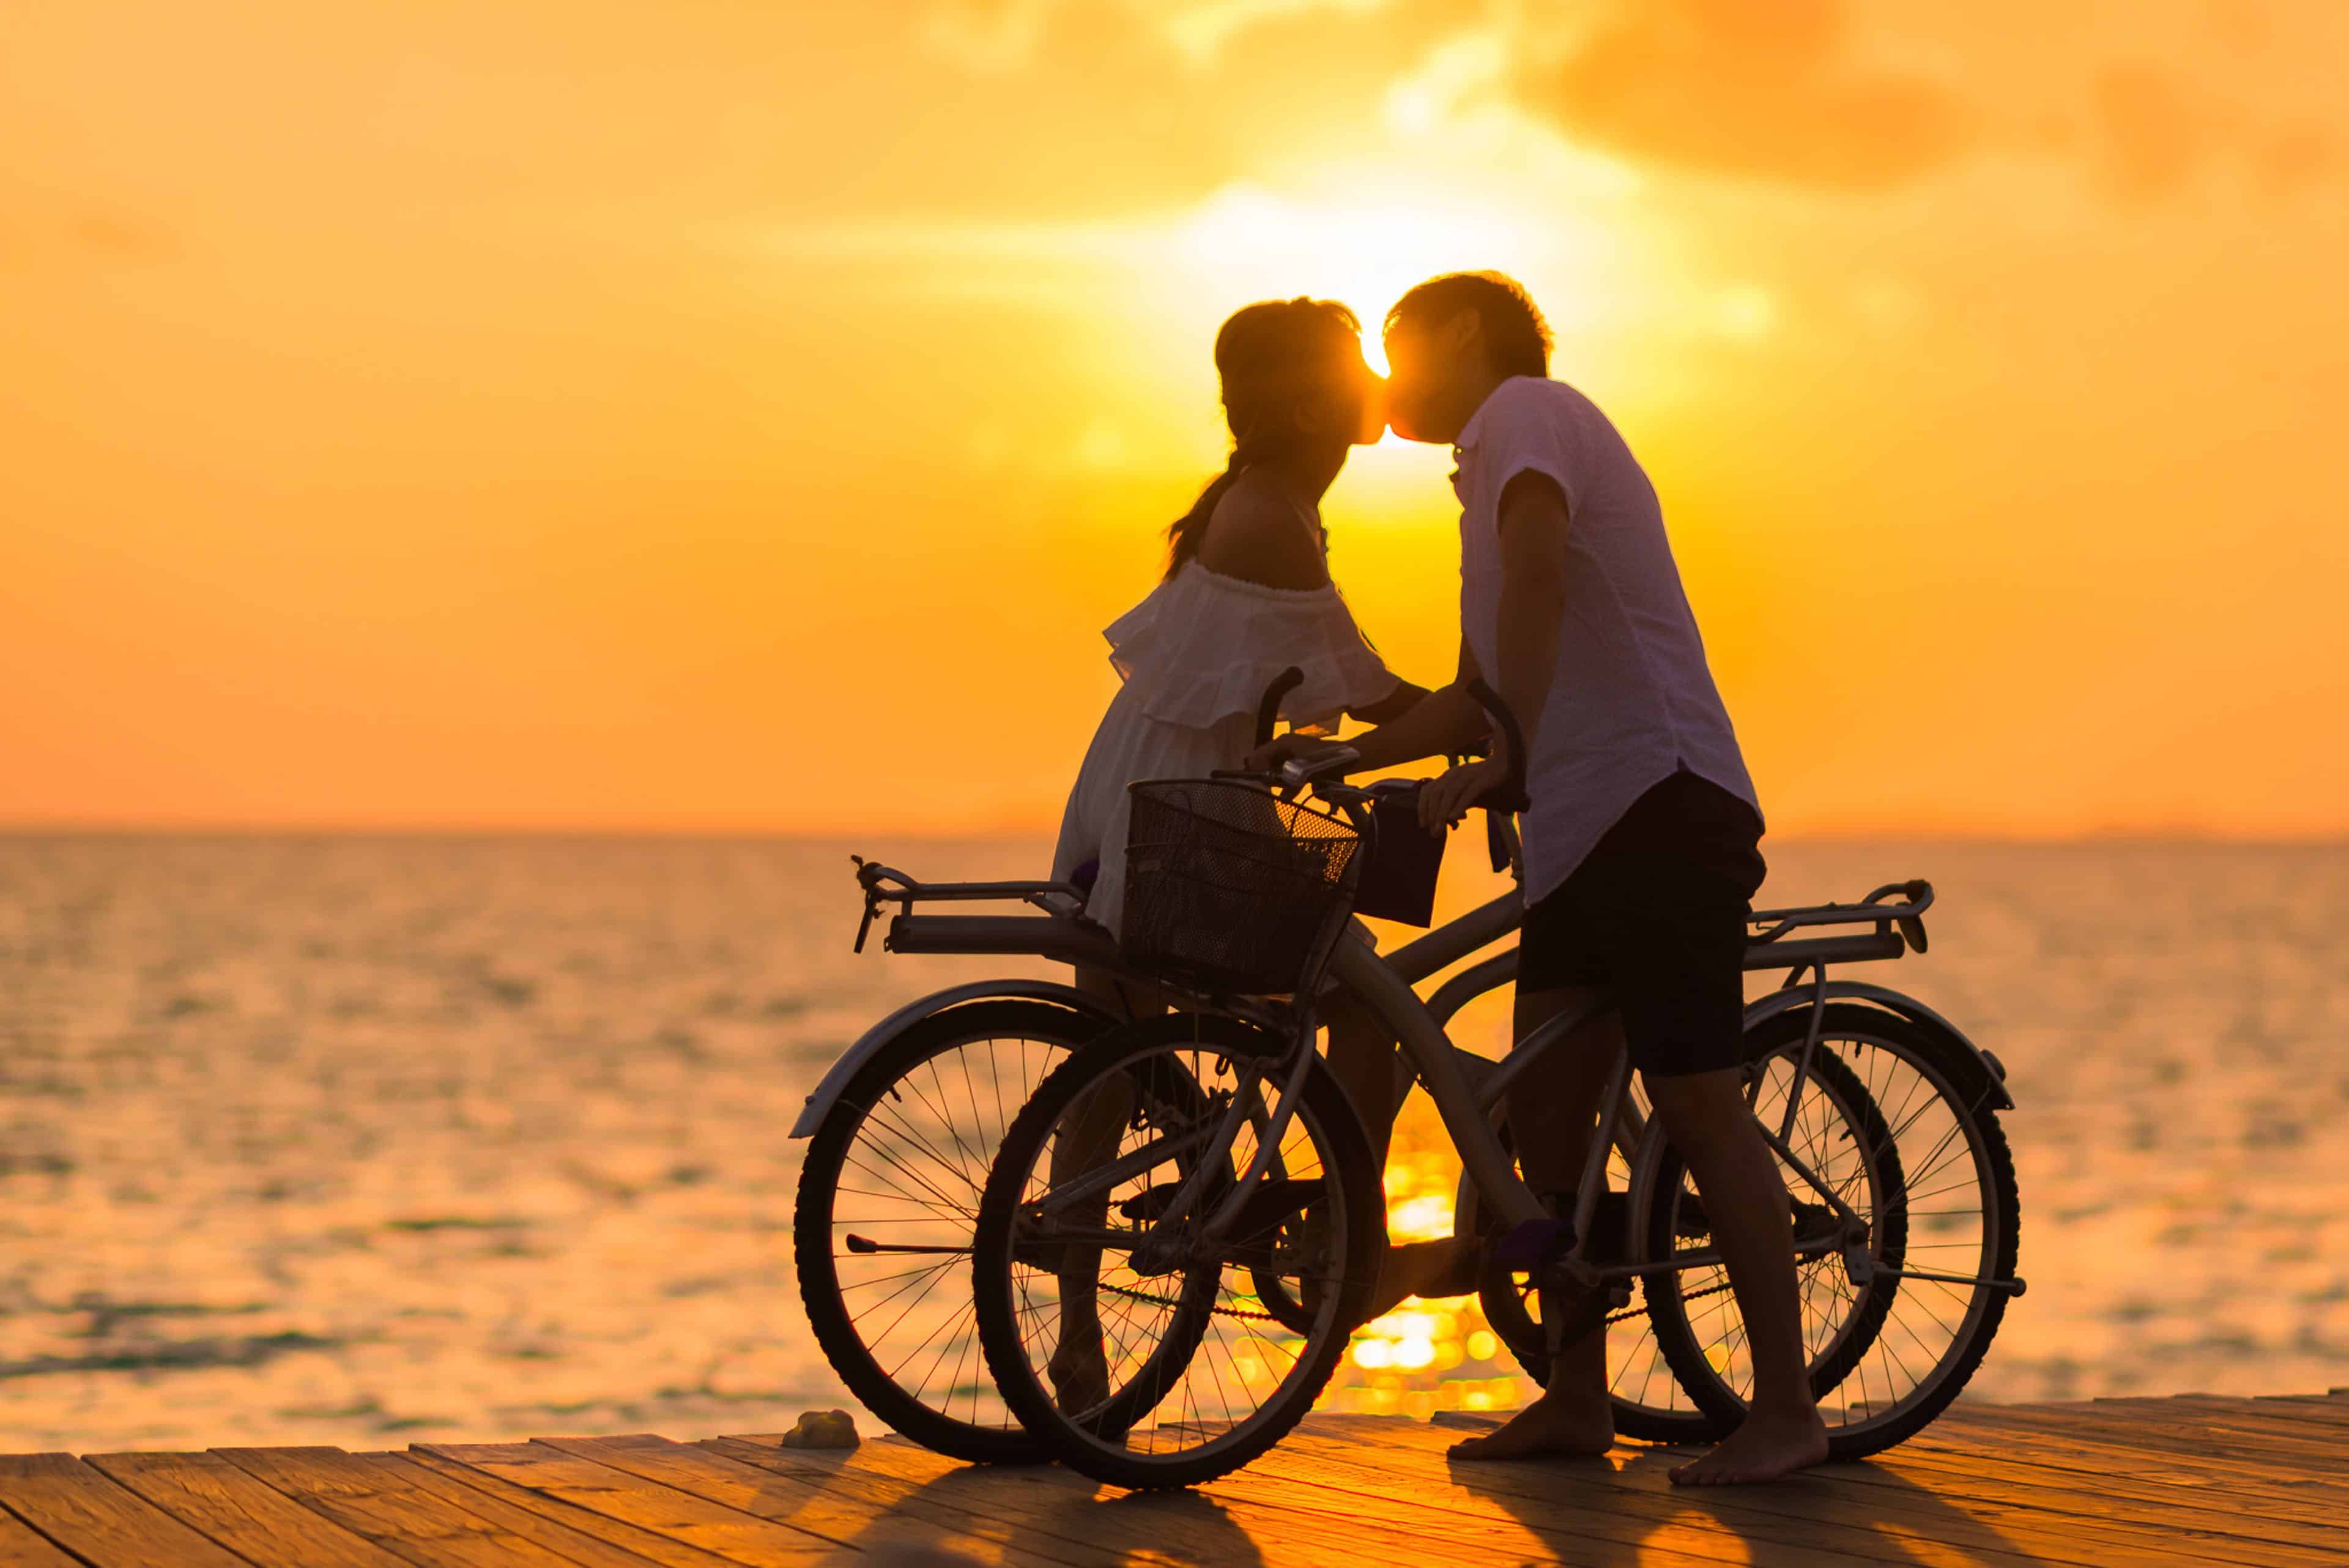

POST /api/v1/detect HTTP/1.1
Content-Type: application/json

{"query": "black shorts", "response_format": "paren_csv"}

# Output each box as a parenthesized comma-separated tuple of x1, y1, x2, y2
(1518, 769, 1766, 1079)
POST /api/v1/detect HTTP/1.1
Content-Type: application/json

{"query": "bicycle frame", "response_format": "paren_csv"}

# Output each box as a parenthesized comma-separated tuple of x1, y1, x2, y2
(827, 826, 1991, 1300)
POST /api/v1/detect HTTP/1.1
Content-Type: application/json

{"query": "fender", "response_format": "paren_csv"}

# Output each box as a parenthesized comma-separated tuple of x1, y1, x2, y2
(787, 981, 1128, 1139)
(1739, 981, 2013, 1113)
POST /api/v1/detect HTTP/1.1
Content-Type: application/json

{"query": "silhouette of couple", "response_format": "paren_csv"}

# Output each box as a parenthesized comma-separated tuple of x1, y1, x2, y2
(1048, 273, 1823, 1485)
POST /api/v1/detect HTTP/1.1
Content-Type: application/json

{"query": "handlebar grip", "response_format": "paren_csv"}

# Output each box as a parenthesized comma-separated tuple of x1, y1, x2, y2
(1255, 666, 1305, 748)
(1463, 678, 1531, 812)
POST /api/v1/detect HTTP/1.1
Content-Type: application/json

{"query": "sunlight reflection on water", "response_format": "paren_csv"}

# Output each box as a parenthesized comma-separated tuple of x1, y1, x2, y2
(1, 834, 2343, 1449)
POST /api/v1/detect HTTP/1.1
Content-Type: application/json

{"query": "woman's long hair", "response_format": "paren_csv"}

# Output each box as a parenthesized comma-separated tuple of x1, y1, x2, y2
(1164, 298, 1367, 579)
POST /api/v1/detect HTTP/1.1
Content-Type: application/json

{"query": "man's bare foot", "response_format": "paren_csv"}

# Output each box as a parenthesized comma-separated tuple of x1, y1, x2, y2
(1047, 1331, 1110, 1416)
(1668, 1406, 1828, 1485)
(1448, 1385, 1615, 1460)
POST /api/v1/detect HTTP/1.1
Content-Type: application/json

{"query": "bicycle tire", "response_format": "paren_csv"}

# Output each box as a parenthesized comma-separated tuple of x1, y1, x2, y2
(973, 1013, 1384, 1490)
(1642, 1006, 2019, 1461)
(794, 999, 1106, 1463)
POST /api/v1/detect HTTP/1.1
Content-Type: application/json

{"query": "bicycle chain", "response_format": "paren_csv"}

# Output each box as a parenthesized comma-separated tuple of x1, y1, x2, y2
(1094, 1277, 1285, 1323)
(1091, 1271, 1741, 1329)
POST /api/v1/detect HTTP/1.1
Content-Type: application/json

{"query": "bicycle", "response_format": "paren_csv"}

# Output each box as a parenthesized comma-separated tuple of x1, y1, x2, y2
(963, 680, 2025, 1488)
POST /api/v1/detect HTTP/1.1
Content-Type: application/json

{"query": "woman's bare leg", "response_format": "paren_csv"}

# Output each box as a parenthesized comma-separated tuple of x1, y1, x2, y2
(1045, 967, 1163, 1411)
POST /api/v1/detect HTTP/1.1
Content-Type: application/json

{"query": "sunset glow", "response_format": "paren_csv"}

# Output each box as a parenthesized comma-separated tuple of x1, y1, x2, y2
(6, 2, 2346, 836)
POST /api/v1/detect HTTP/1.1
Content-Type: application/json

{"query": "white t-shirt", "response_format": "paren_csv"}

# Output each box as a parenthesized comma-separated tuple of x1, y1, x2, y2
(1453, 376, 1760, 903)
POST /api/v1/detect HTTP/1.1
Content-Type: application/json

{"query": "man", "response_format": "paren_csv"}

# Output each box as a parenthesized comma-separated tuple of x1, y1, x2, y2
(1256, 272, 1825, 1485)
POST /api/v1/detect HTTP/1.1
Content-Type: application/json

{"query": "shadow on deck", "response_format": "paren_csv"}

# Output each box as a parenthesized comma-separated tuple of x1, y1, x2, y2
(3, 1392, 2343, 1566)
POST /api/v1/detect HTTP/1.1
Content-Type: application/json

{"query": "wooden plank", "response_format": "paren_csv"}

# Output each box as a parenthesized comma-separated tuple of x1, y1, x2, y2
(803, 1425, 1920, 1568)
(698, 1437, 1261, 1568)
(0, 1511, 83, 1568)
(1906, 1419, 2349, 1523)
(713, 1433, 1649, 1568)
(587, 1434, 1373, 1568)
(216, 1446, 665, 1567)
(1283, 1416, 2109, 1568)
(2045, 1409, 2349, 1472)
(1934, 1403, 2349, 1484)
(2252, 1396, 2349, 1428)
(85, 1450, 410, 1568)
(0, 1454, 251, 1568)
(414, 1441, 838, 1567)
(2157, 1395, 2349, 1436)
(388, 1452, 750, 1568)
(1794, 1444, 2334, 1564)
(1942, 1404, 2349, 1481)
(1857, 1437, 2345, 1551)
(1308, 1411, 2334, 1568)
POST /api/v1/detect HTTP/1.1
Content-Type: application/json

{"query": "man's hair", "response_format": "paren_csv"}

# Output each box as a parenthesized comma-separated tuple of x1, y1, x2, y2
(1385, 272, 1551, 380)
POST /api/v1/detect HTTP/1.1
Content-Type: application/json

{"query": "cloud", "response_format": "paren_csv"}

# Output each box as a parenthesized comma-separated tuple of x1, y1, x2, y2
(2093, 67, 2200, 200)
(917, 0, 1060, 73)
(1509, 0, 1973, 191)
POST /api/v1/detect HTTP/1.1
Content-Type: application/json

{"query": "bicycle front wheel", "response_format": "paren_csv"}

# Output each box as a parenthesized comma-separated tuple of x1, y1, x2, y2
(972, 1013, 1384, 1490)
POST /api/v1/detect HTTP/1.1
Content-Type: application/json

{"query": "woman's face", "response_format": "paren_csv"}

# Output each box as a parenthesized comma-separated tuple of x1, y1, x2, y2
(1348, 352, 1389, 445)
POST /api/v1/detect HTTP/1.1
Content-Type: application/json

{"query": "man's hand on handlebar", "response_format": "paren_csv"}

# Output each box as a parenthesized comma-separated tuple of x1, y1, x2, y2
(1417, 755, 1510, 835)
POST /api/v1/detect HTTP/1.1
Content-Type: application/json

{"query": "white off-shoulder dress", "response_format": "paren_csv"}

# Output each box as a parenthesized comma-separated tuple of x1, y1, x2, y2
(1052, 563, 1401, 938)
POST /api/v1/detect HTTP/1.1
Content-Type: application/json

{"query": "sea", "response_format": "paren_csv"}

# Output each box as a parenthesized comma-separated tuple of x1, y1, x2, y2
(2, 834, 2344, 1451)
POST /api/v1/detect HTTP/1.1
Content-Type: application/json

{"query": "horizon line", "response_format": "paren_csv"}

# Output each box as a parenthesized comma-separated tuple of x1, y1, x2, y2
(6, 822, 2348, 849)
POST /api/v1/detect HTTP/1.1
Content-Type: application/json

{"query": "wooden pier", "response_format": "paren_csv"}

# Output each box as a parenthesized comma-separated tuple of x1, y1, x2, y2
(3, 1392, 2342, 1567)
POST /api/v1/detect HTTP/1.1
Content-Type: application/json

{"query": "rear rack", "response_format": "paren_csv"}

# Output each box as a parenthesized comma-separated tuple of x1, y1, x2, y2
(1746, 880, 1932, 978)
(855, 856, 1932, 979)
(850, 856, 1091, 954)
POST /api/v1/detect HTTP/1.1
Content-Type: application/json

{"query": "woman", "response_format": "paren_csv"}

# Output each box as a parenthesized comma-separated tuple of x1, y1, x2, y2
(1045, 298, 1426, 1411)
(1052, 297, 1420, 946)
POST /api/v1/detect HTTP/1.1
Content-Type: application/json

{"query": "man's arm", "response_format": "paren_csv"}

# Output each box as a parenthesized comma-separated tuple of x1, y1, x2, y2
(1489, 470, 1570, 775)
(1417, 471, 1569, 830)
(1247, 639, 1487, 772)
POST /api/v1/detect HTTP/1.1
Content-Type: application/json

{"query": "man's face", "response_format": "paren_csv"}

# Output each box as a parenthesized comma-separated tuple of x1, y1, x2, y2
(1379, 314, 1468, 445)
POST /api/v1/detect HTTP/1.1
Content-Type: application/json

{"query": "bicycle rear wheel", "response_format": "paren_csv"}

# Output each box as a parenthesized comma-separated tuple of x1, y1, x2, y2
(1641, 1006, 2019, 1460)
(972, 1013, 1384, 1490)
(794, 1000, 1105, 1462)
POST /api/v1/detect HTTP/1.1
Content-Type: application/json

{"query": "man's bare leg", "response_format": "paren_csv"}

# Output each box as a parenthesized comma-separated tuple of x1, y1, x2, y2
(1646, 1069, 1828, 1485)
(1450, 986, 1621, 1460)
(1046, 967, 1160, 1412)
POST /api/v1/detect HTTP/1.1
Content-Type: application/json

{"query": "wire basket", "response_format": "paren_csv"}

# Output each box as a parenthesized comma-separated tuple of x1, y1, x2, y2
(1119, 778, 1365, 997)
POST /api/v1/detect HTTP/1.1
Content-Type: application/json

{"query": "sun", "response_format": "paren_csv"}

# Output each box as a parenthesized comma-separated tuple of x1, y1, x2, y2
(1172, 182, 1546, 374)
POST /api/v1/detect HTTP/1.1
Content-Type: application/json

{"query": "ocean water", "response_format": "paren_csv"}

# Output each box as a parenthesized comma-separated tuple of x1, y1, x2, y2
(1, 834, 2343, 1451)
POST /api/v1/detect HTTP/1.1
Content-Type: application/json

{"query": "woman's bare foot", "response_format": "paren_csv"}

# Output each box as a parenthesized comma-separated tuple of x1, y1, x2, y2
(1047, 1328, 1110, 1415)
(1668, 1406, 1828, 1485)
(1447, 1384, 1615, 1460)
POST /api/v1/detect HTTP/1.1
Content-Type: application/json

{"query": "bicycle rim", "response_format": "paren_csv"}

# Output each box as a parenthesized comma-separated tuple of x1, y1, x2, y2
(974, 1015, 1383, 1488)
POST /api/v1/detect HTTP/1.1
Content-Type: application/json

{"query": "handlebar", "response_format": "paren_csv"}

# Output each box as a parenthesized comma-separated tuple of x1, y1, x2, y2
(1255, 666, 1304, 748)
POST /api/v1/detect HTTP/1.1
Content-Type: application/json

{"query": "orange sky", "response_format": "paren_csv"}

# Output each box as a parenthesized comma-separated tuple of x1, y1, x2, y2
(5, 1, 2346, 836)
